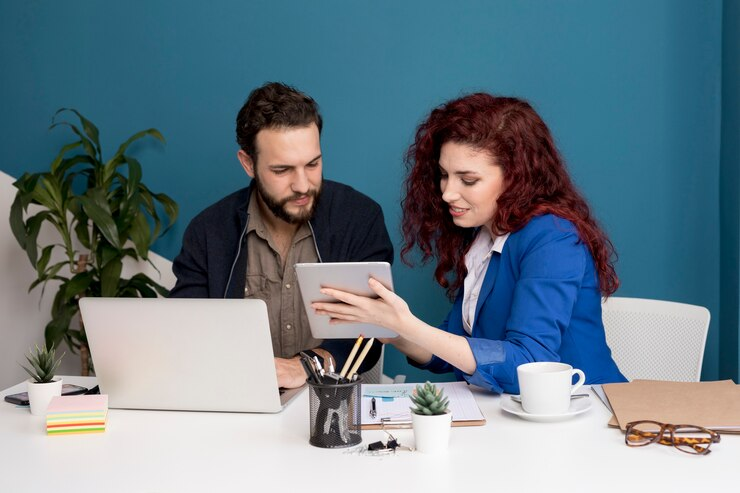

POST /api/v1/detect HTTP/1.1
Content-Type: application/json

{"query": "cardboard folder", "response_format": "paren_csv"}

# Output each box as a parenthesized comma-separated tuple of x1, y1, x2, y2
(602, 379, 740, 432)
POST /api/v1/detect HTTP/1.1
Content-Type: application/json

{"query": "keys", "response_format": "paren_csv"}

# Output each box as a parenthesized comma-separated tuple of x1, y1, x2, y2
(366, 433, 414, 454)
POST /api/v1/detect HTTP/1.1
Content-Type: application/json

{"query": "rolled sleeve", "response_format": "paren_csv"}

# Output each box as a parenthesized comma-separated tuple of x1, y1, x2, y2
(463, 338, 508, 392)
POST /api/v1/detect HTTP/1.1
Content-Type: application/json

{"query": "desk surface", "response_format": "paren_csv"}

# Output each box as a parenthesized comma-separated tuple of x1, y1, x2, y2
(1, 376, 736, 492)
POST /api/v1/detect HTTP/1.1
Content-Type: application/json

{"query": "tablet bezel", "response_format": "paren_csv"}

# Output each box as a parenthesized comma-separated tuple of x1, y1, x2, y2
(294, 261, 397, 339)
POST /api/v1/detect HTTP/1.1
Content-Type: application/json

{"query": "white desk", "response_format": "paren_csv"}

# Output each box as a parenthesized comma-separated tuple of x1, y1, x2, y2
(1, 377, 736, 492)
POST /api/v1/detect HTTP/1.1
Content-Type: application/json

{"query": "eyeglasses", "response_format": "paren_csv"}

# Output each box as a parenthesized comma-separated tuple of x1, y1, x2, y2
(625, 420, 721, 455)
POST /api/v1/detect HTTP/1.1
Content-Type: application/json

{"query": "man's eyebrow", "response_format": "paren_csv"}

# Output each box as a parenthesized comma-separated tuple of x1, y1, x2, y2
(306, 154, 322, 164)
(268, 154, 322, 169)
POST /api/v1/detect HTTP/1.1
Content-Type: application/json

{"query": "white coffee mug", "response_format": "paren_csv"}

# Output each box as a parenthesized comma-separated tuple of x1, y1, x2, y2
(517, 362, 585, 415)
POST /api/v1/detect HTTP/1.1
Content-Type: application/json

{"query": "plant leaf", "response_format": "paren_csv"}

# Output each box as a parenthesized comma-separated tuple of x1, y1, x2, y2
(100, 258, 122, 297)
(50, 140, 84, 173)
(53, 108, 101, 159)
(9, 194, 28, 249)
(153, 191, 179, 224)
(123, 156, 142, 197)
(74, 216, 91, 249)
(45, 303, 76, 351)
(23, 211, 53, 266)
(129, 212, 152, 258)
(113, 128, 165, 159)
(36, 245, 55, 276)
(79, 190, 121, 250)
(99, 243, 119, 268)
(52, 154, 96, 177)
(61, 109, 100, 150)
(61, 272, 93, 303)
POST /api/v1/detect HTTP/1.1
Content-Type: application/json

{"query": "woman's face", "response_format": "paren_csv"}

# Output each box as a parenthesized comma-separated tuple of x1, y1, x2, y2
(439, 141, 505, 235)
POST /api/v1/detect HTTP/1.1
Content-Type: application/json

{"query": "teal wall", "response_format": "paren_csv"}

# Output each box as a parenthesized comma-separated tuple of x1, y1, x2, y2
(1, 0, 735, 382)
(721, 0, 740, 380)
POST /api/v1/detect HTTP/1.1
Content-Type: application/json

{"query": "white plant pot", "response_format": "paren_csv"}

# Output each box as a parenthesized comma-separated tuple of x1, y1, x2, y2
(27, 377, 62, 416)
(412, 411, 452, 453)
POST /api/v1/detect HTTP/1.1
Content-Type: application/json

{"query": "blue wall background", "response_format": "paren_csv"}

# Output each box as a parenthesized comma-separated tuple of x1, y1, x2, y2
(1, 0, 736, 382)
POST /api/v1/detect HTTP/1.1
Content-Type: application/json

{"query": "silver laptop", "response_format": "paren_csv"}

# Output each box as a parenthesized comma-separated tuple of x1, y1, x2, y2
(80, 297, 304, 413)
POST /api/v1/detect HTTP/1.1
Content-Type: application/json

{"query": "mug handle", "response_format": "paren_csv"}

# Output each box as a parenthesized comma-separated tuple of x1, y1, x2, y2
(570, 369, 586, 394)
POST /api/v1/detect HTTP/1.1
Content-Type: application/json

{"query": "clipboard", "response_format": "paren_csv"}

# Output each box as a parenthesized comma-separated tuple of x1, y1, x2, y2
(360, 382, 486, 429)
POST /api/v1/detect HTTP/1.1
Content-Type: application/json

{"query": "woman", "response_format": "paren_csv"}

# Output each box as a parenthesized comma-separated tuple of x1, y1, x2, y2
(313, 93, 626, 394)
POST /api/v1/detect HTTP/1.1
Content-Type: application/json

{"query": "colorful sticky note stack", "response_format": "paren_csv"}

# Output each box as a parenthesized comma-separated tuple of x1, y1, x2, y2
(46, 394, 108, 435)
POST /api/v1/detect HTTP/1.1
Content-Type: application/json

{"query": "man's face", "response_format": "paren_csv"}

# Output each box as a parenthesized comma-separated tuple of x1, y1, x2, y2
(238, 124, 323, 224)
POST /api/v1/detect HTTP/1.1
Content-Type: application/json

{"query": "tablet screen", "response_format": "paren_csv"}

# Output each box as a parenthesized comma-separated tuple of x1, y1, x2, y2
(294, 262, 397, 339)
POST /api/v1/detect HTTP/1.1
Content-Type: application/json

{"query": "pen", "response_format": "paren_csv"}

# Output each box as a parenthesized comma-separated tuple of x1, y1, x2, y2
(299, 355, 319, 383)
(299, 351, 321, 383)
(339, 335, 364, 378)
(370, 397, 377, 419)
(312, 355, 325, 378)
(347, 338, 375, 379)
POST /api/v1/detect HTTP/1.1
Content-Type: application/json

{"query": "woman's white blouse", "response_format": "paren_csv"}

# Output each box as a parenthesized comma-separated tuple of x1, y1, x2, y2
(462, 230, 509, 334)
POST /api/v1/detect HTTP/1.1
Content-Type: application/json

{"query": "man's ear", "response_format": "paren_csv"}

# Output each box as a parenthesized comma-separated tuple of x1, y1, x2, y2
(237, 150, 256, 178)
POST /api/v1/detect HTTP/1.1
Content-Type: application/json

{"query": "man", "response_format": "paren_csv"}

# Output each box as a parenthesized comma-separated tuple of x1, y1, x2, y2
(170, 82, 393, 388)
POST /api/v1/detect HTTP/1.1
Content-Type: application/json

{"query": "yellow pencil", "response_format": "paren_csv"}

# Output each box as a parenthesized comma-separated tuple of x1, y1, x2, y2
(347, 338, 375, 379)
(339, 335, 364, 378)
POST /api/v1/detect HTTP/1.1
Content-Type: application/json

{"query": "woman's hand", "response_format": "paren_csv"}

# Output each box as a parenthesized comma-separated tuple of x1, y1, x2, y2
(312, 278, 413, 334)
(314, 278, 475, 372)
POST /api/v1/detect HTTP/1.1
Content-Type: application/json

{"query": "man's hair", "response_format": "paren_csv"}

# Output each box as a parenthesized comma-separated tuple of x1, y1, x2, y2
(235, 82, 323, 161)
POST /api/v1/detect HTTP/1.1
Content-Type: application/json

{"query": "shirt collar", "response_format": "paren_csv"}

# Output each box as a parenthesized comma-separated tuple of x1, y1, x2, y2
(491, 232, 510, 254)
(246, 192, 312, 242)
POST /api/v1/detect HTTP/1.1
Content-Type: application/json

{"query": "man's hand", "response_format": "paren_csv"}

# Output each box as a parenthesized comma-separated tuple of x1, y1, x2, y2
(274, 356, 308, 389)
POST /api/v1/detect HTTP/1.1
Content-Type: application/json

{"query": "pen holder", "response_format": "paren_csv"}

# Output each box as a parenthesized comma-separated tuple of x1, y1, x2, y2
(308, 378, 362, 448)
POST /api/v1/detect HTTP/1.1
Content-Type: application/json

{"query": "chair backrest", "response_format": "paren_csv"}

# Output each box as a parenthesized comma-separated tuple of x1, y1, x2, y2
(361, 344, 384, 384)
(601, 297, 710, 382)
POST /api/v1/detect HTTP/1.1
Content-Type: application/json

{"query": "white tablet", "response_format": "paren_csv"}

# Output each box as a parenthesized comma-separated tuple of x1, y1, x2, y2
(294, 261, 397, 339)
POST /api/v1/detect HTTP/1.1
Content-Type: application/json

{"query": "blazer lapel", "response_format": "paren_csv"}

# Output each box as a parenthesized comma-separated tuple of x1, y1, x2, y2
(472, 253, 500, 335)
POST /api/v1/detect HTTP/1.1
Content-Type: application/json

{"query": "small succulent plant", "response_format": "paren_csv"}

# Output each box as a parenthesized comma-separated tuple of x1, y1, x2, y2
(410, 381, 450, 416)
(20, 344, 64, 384)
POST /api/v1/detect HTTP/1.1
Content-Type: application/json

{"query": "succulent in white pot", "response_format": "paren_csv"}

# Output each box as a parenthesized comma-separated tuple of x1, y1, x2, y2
(409, 381, 452, 453)
(21, 344, 64, 416)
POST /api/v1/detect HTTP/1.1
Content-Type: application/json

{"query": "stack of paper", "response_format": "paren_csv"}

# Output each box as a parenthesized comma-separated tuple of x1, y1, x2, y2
(601, 380, 740, 432)
(46, 394, 108, 435)
(360, 381, 486, 429)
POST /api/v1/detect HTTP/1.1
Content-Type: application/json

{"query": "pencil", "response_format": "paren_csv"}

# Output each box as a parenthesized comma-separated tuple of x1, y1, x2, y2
(339, 335, 364, 378)
(347, 338, 375, 379)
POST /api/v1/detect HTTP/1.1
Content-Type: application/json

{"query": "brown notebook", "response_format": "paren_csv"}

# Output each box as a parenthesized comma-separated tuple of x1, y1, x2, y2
(602, 379, 740, 431)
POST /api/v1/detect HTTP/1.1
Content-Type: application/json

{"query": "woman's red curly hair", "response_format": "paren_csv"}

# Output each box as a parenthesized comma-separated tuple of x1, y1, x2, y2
(401, 93, 618, 298)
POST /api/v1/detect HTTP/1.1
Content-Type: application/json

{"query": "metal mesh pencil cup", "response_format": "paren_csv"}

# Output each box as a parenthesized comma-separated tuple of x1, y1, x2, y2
(308, 378, 362, 448)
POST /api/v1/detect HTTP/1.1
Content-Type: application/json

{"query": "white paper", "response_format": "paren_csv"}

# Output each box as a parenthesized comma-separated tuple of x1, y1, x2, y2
(360, 381, 485, 425)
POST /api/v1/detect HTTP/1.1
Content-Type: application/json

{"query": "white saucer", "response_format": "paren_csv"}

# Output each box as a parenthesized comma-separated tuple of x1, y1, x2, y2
(500, 396, 592, 423)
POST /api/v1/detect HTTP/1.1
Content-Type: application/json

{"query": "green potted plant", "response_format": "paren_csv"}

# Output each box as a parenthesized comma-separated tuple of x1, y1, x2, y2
(10, 108, 178, 374)
(409, 381, 452, 453)
(21, 344, 64, 415)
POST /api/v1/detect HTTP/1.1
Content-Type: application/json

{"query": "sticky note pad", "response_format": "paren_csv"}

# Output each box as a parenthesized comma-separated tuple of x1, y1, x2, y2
(46, 394, 108, 435)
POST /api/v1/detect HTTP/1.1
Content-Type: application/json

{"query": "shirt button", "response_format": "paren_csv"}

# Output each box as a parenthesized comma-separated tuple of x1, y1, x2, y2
(244, 287, 249, 294)
(286, 324, 292, 330)
(285, 283, 291, 289)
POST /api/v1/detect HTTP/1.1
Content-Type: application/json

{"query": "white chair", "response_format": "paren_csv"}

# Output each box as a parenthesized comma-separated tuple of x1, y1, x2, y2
(361, 345, 384, 384)
(601, 297, 710, 382)
(361, 345, 407, 384)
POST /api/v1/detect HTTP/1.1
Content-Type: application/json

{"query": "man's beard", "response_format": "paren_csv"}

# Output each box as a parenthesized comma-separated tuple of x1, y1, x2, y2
(254, 175, 322, 225)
